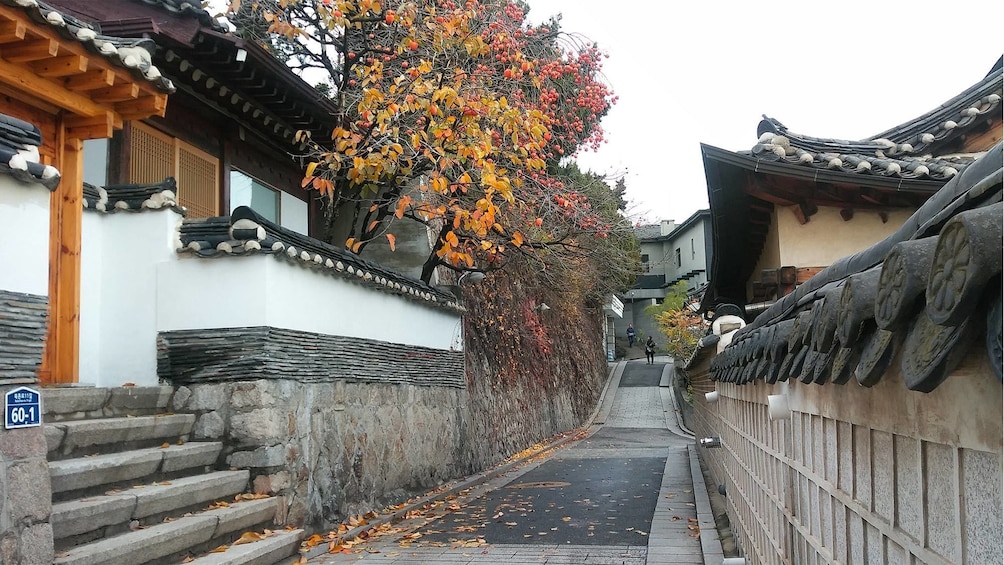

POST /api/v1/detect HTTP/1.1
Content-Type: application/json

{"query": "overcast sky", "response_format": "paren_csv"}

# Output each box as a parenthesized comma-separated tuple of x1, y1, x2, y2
(525, 0, 1004, 225)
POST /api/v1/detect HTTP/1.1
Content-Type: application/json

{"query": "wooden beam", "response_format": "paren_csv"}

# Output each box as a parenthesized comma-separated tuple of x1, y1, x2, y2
(32, 54, 88, 77)
(0, 57, 109, 117)
(44, 128, 84, 384)
(91, 83, 139, 104)
(65, 69, 116, 92)
(0, 19, 26, 44)
(65, 112, 117, 140)
(117, 93, 168, 119)
(1, 37, 58, 63)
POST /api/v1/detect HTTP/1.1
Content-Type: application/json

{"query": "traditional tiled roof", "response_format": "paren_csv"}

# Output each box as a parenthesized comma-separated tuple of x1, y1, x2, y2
(709, 143, 1003, 392)
(177, 207, 465, 313)
(128, 0, 228, 32)
(0, 114, 60, 190)
(750, 67, 1001, 182)
(82, 177, 182, 213)
(0, 0, 175, 93)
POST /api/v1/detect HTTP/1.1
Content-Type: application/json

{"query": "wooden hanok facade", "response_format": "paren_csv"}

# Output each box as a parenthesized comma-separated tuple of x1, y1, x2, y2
(0, 0, 173, 383)
(45, 0, 339, 238)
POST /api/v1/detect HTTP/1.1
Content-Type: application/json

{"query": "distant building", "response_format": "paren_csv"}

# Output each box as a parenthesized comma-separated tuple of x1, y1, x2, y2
(616, 209, 711, 349)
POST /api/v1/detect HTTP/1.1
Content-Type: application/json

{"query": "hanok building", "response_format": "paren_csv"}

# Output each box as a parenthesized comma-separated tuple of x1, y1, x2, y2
(700, 59, 1002, 318)
(684, 59, 1003, 564)
(45, 0, 338, 236)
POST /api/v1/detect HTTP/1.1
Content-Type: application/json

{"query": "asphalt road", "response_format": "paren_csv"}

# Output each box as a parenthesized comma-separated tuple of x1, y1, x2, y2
(309, 359, 703, 564)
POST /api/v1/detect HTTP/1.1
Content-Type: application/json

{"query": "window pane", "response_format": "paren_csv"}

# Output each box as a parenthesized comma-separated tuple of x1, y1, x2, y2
(230, 169, 277, 223)
(83, 138, 107, 187)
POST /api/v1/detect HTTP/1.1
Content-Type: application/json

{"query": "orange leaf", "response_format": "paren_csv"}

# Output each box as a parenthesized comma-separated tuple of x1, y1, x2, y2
(511, 232, 524, 247)
(209, 545, 229, 553)
(368, 220, 380, 233)
(234, 531, 266, 545)
(386, 233, 396, 251)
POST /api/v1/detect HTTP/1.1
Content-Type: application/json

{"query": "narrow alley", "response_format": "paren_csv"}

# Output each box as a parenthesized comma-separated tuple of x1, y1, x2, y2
(307, 358, 713, 565)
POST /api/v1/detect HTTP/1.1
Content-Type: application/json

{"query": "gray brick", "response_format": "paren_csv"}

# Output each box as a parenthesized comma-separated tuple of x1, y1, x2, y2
(925, 442, 960, 562)
(894, 435, 923, 541)
(961, 449, 1003, 565)
(872, 430, 894, 521)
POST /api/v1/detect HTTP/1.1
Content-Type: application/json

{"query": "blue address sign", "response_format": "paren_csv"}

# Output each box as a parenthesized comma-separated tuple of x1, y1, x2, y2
(5, 386, 41, 429)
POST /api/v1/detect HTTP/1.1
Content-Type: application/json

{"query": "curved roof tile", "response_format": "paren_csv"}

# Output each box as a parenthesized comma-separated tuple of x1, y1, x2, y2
(177, 206, 465, 313)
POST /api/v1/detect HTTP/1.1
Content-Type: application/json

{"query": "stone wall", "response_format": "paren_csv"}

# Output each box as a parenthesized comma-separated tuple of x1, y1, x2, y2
(0, 384, 53, 564)
(172, 378, 467, 529)
(686, 351, 1002, 565)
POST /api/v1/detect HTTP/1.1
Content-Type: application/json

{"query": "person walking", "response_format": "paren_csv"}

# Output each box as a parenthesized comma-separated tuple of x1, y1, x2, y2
(626, 323, 637, 348)
(645, 336, 655, 364)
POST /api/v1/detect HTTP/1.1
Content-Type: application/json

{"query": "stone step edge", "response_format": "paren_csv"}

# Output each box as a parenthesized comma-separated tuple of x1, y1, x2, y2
(52, 470, 253, 540)
(43, 386, 174, 419)
(49, 442, 223, 495)
(184, 529, 305, 565)
(46, 413, 196, 455)
(52, 496, 281, 565)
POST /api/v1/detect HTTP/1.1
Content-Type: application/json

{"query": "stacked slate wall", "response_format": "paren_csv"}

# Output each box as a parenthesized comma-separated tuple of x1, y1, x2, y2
(686, 353, 1002, 565)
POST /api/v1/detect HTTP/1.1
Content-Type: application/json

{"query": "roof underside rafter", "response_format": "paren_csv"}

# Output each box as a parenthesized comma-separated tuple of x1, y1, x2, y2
(0, 2, 172, 136)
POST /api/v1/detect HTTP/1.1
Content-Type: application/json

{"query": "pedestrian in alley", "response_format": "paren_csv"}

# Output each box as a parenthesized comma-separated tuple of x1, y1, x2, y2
(626, 323, 636, 347)
(645, 336, 655, 364)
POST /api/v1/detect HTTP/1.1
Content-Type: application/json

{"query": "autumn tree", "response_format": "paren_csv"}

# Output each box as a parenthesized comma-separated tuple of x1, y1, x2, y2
(646, 282, 706, 360)
(229, 0, 616, 283)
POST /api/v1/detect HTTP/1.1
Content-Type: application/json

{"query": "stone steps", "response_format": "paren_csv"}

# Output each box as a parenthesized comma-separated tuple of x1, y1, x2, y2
(46, 413, 195, 459)
(184, 529, 305, 565)
(52, 499, 292, 565)
(49, 442, 224, 498)
(52, 470, 252, 540)
(43, 386, 174, 421)
(43, 386, 300, 565)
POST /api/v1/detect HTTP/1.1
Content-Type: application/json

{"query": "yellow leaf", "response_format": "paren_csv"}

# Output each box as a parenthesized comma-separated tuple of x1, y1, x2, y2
(345, 238, 356, 250)
(306, 162, 318, 177)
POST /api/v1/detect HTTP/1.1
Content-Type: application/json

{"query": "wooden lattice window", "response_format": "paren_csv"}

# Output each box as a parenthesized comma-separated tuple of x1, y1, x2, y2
(129, 122, 219, 217)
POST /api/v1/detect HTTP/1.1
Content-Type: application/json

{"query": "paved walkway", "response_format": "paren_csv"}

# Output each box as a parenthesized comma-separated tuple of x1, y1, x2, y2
(305, 358, 718, 565)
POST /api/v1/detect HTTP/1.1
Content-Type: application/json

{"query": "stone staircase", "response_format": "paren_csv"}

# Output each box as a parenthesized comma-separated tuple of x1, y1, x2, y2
(43, 386, 304, 565)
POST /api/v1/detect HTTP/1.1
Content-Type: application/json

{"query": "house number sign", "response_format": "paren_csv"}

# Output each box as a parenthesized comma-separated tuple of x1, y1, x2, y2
(5, 386, 41, 429)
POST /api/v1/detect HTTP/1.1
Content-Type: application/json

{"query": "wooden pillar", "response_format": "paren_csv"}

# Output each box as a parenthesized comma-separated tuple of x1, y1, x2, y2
(41, 119, 83, 384)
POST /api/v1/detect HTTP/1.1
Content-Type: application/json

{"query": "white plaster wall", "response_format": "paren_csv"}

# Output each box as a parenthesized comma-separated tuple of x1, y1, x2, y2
(80, 211, 182, 387)
(776, 206, 914, 267)
(156, 255, 462, 351)
(0, 178, 50, 296)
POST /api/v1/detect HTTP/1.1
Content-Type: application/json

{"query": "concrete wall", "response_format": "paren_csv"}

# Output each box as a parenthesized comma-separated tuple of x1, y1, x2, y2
(665, 219, 710, 292)
(686, 351, 1002, 565)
